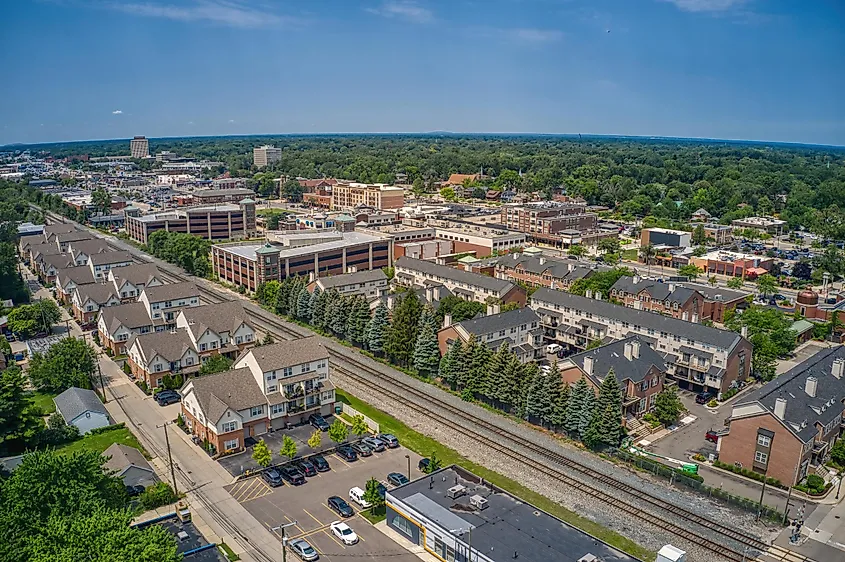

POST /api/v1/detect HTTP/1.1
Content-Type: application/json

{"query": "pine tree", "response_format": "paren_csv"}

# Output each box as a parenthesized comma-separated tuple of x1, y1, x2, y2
(296, 287, 312, 321)
(288, 277, 304, 315)
(524, 369, 545, 422)
(385, 291, 422, 366)
(413, 322, 441, 378)
(564, 377, 588, 437)
(319, 289, 339, 330)
(499, 355, 520, 410)
(578, 386, 597, 438)
(438, 340, 459, 386)
(346, 297, 371, 347)
(276, 277, 293, 314)
(481, 343, 509, 403)
(329, 296, 351, 337)
(417, 305, 439, 334)
(515, 361, 538, 418)
(455, 335, 476, 389)
(596, 369, 623, 447)
(583, 404, 606, 450)
(309, 286, 323, 326)
(466, 336, 491, 393)
(555, 381, 571, 429)
(366, 301, 389, 354)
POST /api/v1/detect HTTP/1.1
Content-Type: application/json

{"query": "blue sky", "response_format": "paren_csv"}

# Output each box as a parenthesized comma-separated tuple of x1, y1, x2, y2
(1, 0, 844, 146)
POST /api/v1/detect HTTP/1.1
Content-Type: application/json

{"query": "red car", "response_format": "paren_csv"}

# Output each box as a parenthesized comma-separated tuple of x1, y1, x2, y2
(705, 430, 719, 443)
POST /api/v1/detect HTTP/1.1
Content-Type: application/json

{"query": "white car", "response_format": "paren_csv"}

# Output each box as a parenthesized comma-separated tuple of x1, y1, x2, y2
(330, 521, 359, 545)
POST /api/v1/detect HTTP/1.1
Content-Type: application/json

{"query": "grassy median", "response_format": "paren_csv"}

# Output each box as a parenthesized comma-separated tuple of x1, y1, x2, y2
(335, 390, 655, 562)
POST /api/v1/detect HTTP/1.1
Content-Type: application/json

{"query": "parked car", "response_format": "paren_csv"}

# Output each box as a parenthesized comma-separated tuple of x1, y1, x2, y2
(154, 390, 181, 406)
(280, 466, 306, 485)
(351, 442, 373, 457)
(311, 454, 330, 472)
(377, 482, 387, 499)
(361, 436, 385, 452)
(328, 495, 354, 518)
(297, 459, 317, 477)
(288, 538, 319, 561)
(262, 468, 284, 487)
(336, 446, 358, 462)
(695, 392, 715, 405)
(309, 413, 330, 431)
(375, 433, 399, 448)
(418, 458, 431, 472)
(546, 343, 562, 354)
(387, 472, 409, 487)
(705, 430, 720, 444)
(330, 521, 358, 545)
(348, 486, 371, 508)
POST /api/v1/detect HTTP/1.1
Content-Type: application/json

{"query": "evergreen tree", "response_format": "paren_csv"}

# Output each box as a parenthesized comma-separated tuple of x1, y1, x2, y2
(439, 340, 463, 387)
(385, 291, 422, 366)
(346, 297, 371, 346)
(523, 368, 545, 422)
(481, 343, 509, 402)
(541, 362, 564, 429)
(276, 277, 293, 314)
(466, 336, 491, 393)
(595, 369, 623, 447)
(583, 404, 606, 450)
(564, 377, 588, 436)
(455, 335, 476, 389)
(578, 387, 597, 438)
(418, 305, 440, 334)
(309, 286, 323, 325)
(555, 381, 571, 429)
(319, 289, 339, 330)
(366, 301, 389, 354)
(288, 277, 304, 315)
(413, 322, 441, 378)
(329, 296, 351, 337)
(515, 362, 538, 418)
(499, 355, 521, 410)
(296, 287, 312, 321)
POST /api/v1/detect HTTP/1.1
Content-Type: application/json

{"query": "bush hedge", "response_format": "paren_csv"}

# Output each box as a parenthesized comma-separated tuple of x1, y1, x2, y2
(139, 482, 178, 510)
(713, 459, 785, 489)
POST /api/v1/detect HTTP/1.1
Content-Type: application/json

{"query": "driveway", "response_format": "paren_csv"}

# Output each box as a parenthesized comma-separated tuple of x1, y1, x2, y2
(777, 340, 831, 375)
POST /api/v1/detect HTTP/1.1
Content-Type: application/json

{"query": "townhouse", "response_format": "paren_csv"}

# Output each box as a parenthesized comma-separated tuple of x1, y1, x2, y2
(107, 263, 165, 302)
(530, 287, 752, 395)
(71, 282, 122, 326)
(25, 242, 62, 268)
(180, 337, 335, 454)
(610, 276, 706, 322)
(175, 300, 256, 360)
(66, 238, 110, 266)
(88, 251, 134, 280)
(54, 266, 96, 305)
(394, 257, 526, 307)
(495, 252, 607, 291)
(54, 230, 94, 252)
(127, 328, 201, 389)
(559, 336, 667, 420)
(42, 223, 79, 245)
(39, 253, 74, 284)
(311, 269, 389, 300)
(98, 302, 166, 355)
(138, 282, 200, 323)
(718, 347, 845, 486)
(437, 307, 544, 364)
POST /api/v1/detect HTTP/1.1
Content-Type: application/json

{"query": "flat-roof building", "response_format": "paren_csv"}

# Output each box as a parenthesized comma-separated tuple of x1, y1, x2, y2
(641, 227, 691, 249)
(331, 182, 405, 211)
(130, 136, 149, 158)
(253, 145, 281, 168)
(731, 216, 787, 234)
(125, 200, 256, 244)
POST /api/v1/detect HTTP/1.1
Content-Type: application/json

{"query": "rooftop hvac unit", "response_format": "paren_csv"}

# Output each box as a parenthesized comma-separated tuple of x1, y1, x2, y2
(469, 495, 488, 510)
(447, 485, 466, 499)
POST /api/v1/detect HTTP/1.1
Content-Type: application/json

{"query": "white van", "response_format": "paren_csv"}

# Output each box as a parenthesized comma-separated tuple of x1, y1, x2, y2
(349, 487, 371, 508)
(546, 343, 562, 354)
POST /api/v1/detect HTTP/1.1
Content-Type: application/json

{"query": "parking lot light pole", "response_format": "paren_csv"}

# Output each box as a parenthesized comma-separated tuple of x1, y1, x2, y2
(270, 521, 298, 562)
(405, 454, 410, 480)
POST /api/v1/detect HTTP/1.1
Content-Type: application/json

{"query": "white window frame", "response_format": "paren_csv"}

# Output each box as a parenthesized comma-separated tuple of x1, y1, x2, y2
(754, 451, 768, 465)
(757, 434, 771, 447)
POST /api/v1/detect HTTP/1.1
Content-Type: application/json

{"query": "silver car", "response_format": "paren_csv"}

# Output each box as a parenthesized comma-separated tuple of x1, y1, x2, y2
(288, 538, 319, 561)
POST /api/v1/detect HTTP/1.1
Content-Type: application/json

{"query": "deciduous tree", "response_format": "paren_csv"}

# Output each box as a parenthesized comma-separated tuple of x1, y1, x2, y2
(28, 337, 95, 393)
(280, 435, 297, 460)
(252, 438, 272, 468)
(328, 418, 348, 444)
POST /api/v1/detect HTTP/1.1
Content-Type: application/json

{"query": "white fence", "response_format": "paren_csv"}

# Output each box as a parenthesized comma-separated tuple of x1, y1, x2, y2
(341, 403, 380, 434)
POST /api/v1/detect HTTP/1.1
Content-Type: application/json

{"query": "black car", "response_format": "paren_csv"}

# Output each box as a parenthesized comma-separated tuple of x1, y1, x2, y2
(280, 466, 306, 485)
(311, 454, 330, 472)
(154, 390, 181, 406)
(376, 433, 399, 448)
(377, 482, 386, 499)
(262, 468, 284, 487)
(695, 391, 715, 405)
(387, 472, 409, 487)
(336, 446, 358, 462)
(418, 458, 431, 472)
(327, 495, 354, 518)
(351, 442, 373, 457)
(309, 413, 330, 432)
(297, 459, 317, 477)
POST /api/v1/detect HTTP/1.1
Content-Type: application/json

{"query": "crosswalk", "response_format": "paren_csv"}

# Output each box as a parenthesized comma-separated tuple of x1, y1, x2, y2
(227, 477, 273, 503)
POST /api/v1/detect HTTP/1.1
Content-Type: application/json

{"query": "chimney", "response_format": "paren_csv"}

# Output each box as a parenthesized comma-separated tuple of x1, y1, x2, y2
(583, 355, 594, 375)
(594, 291, 601, 300)
(624, 342, 633, 361)
(387, 294, 395, 310)
(443, 313, 453, 328)
(426, 285, 435, 303)
(774, 397, 787, 420)
(539, 256, 546, 265)
(309, 271, 315, 283)
(833, 358, 844, 379)
(631, 340, 640, 359)
(668, 283, 675, 292)
(633, 275, 640, 284)
(805, 376, 818, 398)
(487, 302, 500, 315)
(586, 289, 593, 299)
(741, 326, 748, 339)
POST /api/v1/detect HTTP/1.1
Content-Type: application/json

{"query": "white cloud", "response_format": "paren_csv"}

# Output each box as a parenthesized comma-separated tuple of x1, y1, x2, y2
(659, 0, 749, 12)
(112, 109, 123, 114)
(228, 119, 235, 123)
(107, 0, 285, 28)
(367, 1, 433, 24)
(508, 28, 563, 44)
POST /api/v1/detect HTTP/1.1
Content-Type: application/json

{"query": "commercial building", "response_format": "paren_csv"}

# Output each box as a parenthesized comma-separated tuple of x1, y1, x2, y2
(731, 216, 787, 234)
(688, 250, 772, 279)
(395, 257, 526, 307)
(253, 145, 281, 168)
(530, 287, 752, 395)
(500, 201, 614, 248)
(437, 307, 543, 363)
(718, 347, 845, 486)
(331, 182, 405, 211)
(702, 223, 732, 246)
(125, 200, 257, 244)
(130, 136, 150, 158)
(212, 231, 391, 292)
(180, 338, 335, 454)
(385, 465, 641, 562)
(640, 228, 691, 249)
(190, 188, 256, 205)
(311, 269, 389, 300)
(795, 289, 845, 326)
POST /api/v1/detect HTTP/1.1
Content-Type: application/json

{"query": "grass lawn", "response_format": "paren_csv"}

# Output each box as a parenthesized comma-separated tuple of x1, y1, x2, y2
(361, 507, 386, 525)
(57, 425, 149, 457)
(28, 391, 57, 415)
(335, 390, 655, 562)
(622, 248, 639, 261)
(218, 543, 240, 561)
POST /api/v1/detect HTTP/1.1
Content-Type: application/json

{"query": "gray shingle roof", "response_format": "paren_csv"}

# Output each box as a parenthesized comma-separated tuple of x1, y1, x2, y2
(43, 223, 80, 238)
(455, 307, 540, 337)
(316, 269, 387, 289)
(56, 266, 95, 288)
(180, 300, 252, 338)
(89, 251, 133, 266)
(396, 257, 515, 294)
(54, 387, 108, 422)
(141, 281, 198, 303)
(67, 238, 110, 258)
(103, 443, 153, 475)
(129, 328, 195, 362)
(109, 263, 162, 287)
(99, 302, 156, 333)
(531, 287, 743, 349)
(247, 337, 328, 372)
(682, 282, 750, 303)
(29, 243, 63, 259)
(735, 346, 845, 443)
(567, 335, 667, 384)
(184, 367, 266, 423)
(611, 277, 699, 305)
(496, 254, 607, 283)
(55, 231, 95, 244)
(75, 282, 120, 305)
(41, 253, 73, 270)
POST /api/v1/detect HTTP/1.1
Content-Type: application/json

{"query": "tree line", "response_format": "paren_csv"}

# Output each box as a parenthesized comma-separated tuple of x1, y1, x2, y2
(145, 230, 211, 277)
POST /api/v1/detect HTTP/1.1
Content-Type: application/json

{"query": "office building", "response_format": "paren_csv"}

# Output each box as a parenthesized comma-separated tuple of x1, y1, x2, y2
(125, 200, 257, 244)
(331, 182, 405, 211)
(640, 228, 691, 249)
(500, 201, 614, 248)
(130, 136, 150, 158)
(253, 145, 282, 168)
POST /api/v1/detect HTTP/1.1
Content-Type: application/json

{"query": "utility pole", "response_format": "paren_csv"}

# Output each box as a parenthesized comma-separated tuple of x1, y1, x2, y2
(270, 521, 299, 562)
(782, 486, 793, 525)
(96, 357, 107, 403)
(157, 422, 178, 495)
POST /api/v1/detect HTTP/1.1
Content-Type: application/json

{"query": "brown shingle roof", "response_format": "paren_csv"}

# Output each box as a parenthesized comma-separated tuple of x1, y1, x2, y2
(141, 281, 198, 303)
(67, 238, 110, 258)
(56, 266, 96, 288)
(75, 282, 120, 305)
(247, 337, 328, 372)
(109, 263, 162, 288)
(103, 443, 153, 474)
(55, 231, 95, 244)
(185, 367, 266, 423)
(89, 251, 133, 266)
(99, 302, 155, 333)
(180, 300, 252, 338)
(129, 328, 195, 362)
(41, 253, 73, 270)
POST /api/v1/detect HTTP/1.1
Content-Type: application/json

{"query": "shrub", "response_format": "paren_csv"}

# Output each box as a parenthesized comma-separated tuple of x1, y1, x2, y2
(712, 459, 785, 488)
(707, 399, 718, 408)
(692, 453, 706, 462)
(806, 474, 825, 492)
(721, 388, 738, 401)
(89, 422, 126, 436)
(139, 482, 178, 510)
(122, 362, 131, 374)
(39, 413, 80, 445)
(136, 380, 149, 394)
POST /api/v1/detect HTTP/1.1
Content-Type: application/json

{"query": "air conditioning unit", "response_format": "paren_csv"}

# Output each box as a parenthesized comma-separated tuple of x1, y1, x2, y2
(469, 495, 488, 510)
(447, 485, 466, 499)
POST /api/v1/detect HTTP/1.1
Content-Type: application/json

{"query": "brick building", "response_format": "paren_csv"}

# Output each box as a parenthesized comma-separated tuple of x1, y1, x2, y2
(125, 200, 257, 244)
(437, 307, 543, 363)
(331, 182, 405, 211)
(610, 276, 706, 322)
(495, 252, 607, 291)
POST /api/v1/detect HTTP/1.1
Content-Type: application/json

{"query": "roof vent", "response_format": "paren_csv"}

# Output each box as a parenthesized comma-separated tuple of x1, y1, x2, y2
(469, 494, 488, 510)
(447, 485, 466, 499)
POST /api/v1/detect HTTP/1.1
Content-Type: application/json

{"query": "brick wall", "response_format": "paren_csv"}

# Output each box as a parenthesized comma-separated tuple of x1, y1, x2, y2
(718, 413, 807, 485)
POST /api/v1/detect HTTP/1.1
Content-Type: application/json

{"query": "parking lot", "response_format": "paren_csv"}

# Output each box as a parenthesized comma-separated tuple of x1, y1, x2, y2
(224, 444, 423, 562)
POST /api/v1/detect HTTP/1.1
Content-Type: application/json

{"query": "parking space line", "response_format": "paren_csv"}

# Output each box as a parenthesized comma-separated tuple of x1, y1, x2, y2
(324, 529, 346, 549)
(283, 515, 305, 535)
(233, 479, 263, 502)
(303, 508, 324, 527)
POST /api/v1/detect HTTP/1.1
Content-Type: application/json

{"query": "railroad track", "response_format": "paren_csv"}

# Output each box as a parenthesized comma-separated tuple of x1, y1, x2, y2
(44, 212, 800, 562)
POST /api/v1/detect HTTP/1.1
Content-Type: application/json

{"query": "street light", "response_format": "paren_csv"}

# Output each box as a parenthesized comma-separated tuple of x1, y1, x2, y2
(270, 521, 299, 562)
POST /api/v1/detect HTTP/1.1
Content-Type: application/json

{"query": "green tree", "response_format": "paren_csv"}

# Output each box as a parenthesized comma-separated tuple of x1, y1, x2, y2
(678, 264, 703, 281)
(569, 267, 633, 298)
(727, 277, 744, 289)
(422, 451, 442, 474)
(653, 388, 684, 426)
(756, 274, 777, 298)
(578, 386, 597, 438)
(0, 366, 43, 455)
(598, 237, 621, 255)
(199, 354, 233, 375)
(28, 337, 96, 393)
(138, 481, 178, 510)
(435, 295, 485, 323)
(328, 418, 349, 444)
(7, 300, 61, 338)
(280, 435, 297, 460)
(252, 438, 272, 468)
(830, 439, 845, 467)
(307, 429, 322, 449)
(351, 414, 369, 437)
(90, 187, 112, 216)
(364, 477, 386, 515)
(366, 301, 389, 354)
(691, 224, 707, 246)
(708, 276, 718, 286)
(725, 305, 796, 381)
(346, 297, 371, 346)
(296, 287, 312, 321)
(282, 179, 304, 202)
(594, 370, 623, 447)
(385, 291, 422, 366)
(564, 377, 588, 437)
(567, 244, 587, 259)
(439, 187, 456, 201)
(308, 286, 323, 325)
(466, 335, 492, 393)
(413, 320, 441, 378)
(639, 243, 656, 276)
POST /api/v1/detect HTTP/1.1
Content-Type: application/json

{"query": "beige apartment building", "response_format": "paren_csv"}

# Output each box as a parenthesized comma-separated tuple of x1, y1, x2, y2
(130, 136, 149, 158)
(253, 145, 282, 168)
(331, 182, 405, 210)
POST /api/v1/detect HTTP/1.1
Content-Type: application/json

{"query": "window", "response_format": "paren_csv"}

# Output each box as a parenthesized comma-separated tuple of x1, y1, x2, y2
(200, 343, 207, 351)
(267, 385, 277, 393)
(224, 439, 239, 451)
(221, 421, 237, 433)
(250, 406, 263, 417)
(757, 434, 771, 447)
(283, 367, 292, 377)
(267, 373, 277, 381)
(390, 515, 415, 538)
(154, 364, 163, 373)
(301, 363, 309, 373)
(754, 451, 768, 465)
(651, 377, 658, 387)
(271, 404, 284, 415)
